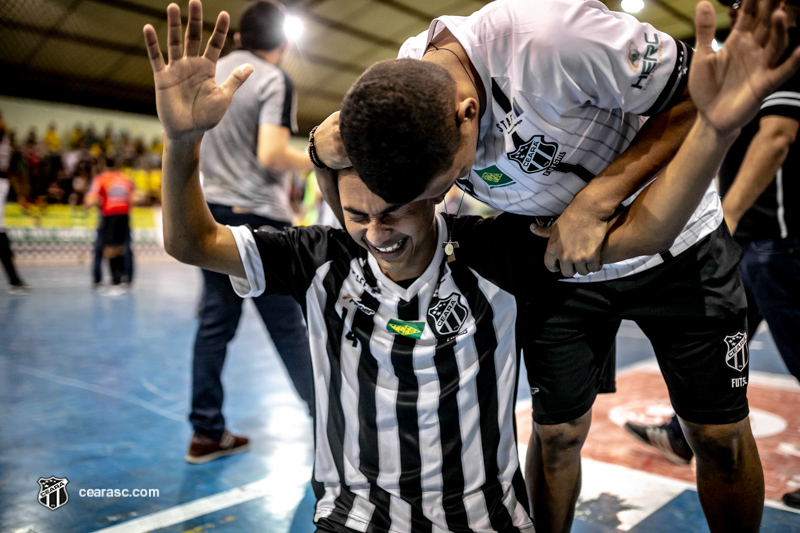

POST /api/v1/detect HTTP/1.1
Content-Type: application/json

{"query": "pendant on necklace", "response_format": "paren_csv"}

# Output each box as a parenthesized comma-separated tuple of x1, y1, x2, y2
(443, 240, 459, 263)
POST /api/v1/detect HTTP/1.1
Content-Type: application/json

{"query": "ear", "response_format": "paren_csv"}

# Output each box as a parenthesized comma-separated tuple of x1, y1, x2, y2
(233, 32, 242, 48)
(456, 97, 480, 128)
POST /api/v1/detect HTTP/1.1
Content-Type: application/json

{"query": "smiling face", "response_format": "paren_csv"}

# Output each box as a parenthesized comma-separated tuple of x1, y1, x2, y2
(339, 169, 443, 282)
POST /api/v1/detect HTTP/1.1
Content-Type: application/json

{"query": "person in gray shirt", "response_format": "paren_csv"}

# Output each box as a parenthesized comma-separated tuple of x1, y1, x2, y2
(186, 0, 315, 464)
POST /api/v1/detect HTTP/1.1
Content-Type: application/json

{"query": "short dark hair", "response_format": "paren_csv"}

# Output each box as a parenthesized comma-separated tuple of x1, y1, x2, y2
(339, 59, 461, 204)
(239, 1, 286, 52)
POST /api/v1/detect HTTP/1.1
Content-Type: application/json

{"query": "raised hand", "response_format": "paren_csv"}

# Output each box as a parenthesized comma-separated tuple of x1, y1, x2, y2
(691, 0, 800, 136)
(143, 0, 253, 141)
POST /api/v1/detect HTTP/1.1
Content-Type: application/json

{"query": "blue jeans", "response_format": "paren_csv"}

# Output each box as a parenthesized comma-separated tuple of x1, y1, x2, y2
(189, 204, 314, 439)
(739, 237, 800, 381)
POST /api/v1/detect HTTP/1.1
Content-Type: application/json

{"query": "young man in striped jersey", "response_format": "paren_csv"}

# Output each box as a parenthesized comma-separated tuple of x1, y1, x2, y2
(308, 0, 798, 530)
(144, 0, 798, 530)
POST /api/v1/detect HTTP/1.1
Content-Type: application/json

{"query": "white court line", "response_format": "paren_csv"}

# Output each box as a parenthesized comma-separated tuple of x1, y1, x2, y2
(18, 366, 184, 422)
(91, 470, 309, 533)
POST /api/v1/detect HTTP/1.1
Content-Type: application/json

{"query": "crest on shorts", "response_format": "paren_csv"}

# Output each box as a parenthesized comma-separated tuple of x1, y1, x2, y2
(508, 135, 558, 174)
(427, 293, 468, 336)
(38, 476, 69, 511)
(724, 331, 748, 372)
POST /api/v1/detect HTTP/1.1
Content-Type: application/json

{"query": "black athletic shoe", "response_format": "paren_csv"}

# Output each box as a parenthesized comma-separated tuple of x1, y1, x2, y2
(783, 489, 800, 509)
(624, 420, 694, 465)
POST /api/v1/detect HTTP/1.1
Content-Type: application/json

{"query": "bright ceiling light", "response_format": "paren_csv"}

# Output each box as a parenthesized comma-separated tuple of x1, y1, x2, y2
(621, 0, 645, 13)
(284, 15, 304, 41)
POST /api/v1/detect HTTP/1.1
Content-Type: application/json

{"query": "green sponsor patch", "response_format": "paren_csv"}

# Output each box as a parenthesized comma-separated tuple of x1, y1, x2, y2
(386, 319, 425, 339)
(475, 165, 515, 188)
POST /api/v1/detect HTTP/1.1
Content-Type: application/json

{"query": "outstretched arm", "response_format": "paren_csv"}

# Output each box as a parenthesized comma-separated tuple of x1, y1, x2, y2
(722, 114, 798, 233)
(143, 0, 251, 278)
(601, 0, 800, 263)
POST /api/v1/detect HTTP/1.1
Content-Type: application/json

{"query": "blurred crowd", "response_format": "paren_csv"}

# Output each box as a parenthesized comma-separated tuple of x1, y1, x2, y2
(0, 110, 163, 207)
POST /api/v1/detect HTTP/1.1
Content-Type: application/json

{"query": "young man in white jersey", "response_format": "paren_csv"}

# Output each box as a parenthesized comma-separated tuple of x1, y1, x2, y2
(307, 0, 798, 530)
(144, 0, 798, 530)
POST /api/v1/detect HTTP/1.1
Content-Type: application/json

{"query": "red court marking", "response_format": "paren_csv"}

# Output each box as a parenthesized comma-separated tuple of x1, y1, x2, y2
(516, 368, 800, 501)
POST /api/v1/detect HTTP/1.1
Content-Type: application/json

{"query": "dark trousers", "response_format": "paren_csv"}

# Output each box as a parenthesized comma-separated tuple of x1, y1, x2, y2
(739, 237, 800, 381)
(93, 219, 134, 283)
(0, 231, 23, 286)
(189, 204, 314, 440)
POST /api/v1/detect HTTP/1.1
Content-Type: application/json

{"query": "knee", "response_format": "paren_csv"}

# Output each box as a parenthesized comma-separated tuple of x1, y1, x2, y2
(533, 412, 591, 468)
(682, 418, 755, 476)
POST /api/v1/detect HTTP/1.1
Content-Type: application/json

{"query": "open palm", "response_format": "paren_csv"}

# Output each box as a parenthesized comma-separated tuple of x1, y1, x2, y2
(690, 0, 800, 135)
(143, 0, 252, 141)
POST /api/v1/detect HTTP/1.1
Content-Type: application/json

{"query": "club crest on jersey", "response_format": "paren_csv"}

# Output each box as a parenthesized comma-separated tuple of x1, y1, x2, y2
(508, 135, 559, 174)
(427, 293, 468, 336)
(38, 476, 69, 511)
(342, 295, 375, 316)
(386, 319, 425, 339)
(475, 165, 515, 188)
(724, 331, 748, 372)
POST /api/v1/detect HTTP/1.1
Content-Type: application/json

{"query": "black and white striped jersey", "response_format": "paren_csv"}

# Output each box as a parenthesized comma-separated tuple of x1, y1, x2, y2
(719, 33, 800, 242)
(229, 213, 554, 533)
(399, 0, 723, 282)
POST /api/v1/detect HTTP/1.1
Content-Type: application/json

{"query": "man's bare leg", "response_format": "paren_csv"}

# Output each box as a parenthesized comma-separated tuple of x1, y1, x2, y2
(525, 410, 592, 533)
(681, 416, 764, 532)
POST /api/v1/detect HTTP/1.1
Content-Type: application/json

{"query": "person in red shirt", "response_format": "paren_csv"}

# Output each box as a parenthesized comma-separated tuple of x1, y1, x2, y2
(85, 158, 135, 291)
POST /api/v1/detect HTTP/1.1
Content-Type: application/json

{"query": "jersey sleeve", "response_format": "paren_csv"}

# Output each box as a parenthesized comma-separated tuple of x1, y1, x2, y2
(516, 0, 690, 116)
(452, 214, 559, 296)
(228, 223, 352, 301)
(259, 70, 298, 132)
(758, 72, 800, 121)
(397, 30, 428, 59)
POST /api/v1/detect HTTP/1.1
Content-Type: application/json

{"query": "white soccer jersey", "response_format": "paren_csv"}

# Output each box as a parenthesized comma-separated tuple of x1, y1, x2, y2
(398, 0, 723, 282)
(228, 213, 551, 532)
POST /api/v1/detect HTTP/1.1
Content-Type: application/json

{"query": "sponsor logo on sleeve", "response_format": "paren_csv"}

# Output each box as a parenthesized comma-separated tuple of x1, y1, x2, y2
(724, 331, 748, 372)
(386, 319, 425, 339)
(627, 41, 641, 72)
(631, 33, 663, 90)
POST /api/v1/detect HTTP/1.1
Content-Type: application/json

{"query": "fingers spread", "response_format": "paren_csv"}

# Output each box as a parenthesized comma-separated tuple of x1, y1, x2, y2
(693, 1, 717, 57)
(143, 24, 165, 73)
(204, 11, 230, 63)
(219, 64, 254, 100)
(166, 3, 183, 63)
(184, 0, 203, 57)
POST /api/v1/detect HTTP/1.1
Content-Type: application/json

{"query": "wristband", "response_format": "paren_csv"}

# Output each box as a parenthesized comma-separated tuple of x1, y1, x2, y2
(308, 125, 333, 171)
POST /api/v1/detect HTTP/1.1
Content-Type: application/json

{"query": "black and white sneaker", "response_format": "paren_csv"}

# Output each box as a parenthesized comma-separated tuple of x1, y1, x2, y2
(624, 419, 694, 465)
(784, 489, 800, 509)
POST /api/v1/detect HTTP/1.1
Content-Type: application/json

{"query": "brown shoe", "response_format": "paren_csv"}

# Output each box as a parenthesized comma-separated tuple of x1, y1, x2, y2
(185, 430, 250, 464)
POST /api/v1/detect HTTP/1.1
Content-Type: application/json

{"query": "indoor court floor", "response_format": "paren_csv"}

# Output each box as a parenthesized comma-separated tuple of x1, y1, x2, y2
(2, 260, 800, 533)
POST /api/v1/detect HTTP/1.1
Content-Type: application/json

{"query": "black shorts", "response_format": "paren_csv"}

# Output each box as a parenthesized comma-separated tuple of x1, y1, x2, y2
(523, 223, 750, 426)
(101, 214, 129, 247)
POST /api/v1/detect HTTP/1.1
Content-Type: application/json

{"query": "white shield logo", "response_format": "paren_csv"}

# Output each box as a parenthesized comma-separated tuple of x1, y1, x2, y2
(427, 294, 468, 336)
(724, 331, 748, 372)
(38, 476, 69, 511)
